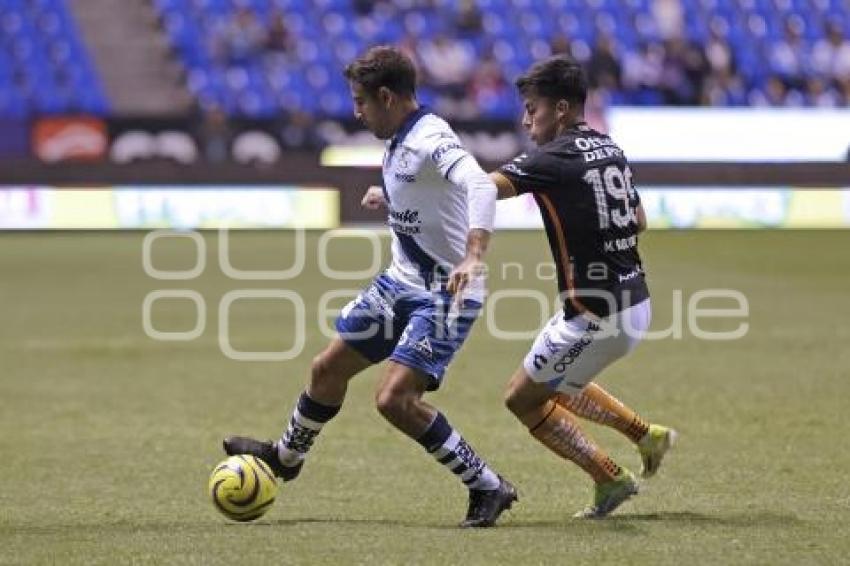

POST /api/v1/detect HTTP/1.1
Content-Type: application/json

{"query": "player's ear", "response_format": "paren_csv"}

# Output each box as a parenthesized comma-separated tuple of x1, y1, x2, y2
(377, 86, 393, 109)
(555, 99, 570, 120)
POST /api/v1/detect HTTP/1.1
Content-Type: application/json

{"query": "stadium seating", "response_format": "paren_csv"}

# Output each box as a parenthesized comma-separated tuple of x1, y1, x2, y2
(0, 0, 109, 117)
(151, 0, 849, 118)
(2, 0, 846, 119)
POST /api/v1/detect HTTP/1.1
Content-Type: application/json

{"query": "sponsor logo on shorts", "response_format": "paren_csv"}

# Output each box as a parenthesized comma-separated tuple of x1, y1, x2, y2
(413, 336, 433, 358)
(552, 322, 599, 373)
(533, 354, 549, 371)
(543, 331, 559, 355)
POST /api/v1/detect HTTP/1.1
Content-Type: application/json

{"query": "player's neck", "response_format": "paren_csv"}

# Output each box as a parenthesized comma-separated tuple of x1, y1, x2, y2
(555, 115, 586, 137)
(390, 99, 421, 136)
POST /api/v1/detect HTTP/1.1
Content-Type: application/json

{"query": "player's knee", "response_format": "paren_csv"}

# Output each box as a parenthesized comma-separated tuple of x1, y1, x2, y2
(374, 385, 412, 421)
(504, 386, 524, 418)
(504, 380, 550, 426)
(310, 353, 338, 388)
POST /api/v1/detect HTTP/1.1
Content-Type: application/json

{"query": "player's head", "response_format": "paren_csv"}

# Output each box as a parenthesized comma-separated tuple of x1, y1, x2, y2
(345, 46, 418, 140)
(515, 55, 587, 145)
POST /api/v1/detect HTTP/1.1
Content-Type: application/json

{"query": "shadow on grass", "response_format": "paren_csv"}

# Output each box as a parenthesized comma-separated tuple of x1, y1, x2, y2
(510, 510, 803, 530)
(1, 510, 802, 536)
(258, 517, 458, 530)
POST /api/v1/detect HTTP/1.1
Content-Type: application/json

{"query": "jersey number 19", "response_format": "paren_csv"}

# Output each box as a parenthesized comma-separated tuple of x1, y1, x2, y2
(583, 165, 638, 230)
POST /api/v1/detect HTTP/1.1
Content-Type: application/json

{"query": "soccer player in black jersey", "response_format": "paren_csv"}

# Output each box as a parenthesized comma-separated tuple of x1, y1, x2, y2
(489, 55, 677, 518)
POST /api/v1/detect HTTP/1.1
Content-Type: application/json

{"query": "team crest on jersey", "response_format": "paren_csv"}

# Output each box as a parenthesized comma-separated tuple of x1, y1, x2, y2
(398, 148, 411, 169)
(394, 148, 416, 183)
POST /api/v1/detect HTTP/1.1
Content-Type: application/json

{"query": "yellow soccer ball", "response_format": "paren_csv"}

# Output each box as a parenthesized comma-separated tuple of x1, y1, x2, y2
(209, 455, 277, 522)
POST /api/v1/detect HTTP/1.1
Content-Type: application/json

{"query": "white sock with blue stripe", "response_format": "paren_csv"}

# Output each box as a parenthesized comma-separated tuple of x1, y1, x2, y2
(417, 412, 500, 490)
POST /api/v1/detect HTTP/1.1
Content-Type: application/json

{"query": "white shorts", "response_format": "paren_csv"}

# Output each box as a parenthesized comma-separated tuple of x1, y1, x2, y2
(523, 299, 651, 394)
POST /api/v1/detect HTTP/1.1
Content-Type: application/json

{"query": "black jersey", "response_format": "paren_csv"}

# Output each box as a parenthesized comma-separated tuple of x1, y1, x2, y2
(498, 122, 649, 318)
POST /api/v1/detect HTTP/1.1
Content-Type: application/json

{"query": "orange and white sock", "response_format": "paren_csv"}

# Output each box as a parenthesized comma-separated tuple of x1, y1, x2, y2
(521, 399, 621, 484)
(556, 383, 650, 445)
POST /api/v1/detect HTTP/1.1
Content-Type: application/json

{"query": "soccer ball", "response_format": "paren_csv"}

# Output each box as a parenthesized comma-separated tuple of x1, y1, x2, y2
(209, 455, 277, 522)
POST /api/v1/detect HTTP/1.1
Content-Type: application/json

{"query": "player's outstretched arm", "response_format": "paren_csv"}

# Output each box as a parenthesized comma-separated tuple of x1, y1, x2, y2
(489, 172, 518, 200)
(446, 158, 497, 296)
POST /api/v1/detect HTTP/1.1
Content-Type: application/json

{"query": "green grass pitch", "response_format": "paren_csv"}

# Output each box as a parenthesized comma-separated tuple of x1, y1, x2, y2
(1, 229, 848, 565)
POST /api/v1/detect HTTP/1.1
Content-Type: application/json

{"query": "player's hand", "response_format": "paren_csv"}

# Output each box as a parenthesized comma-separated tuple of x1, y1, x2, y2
(361, 186, 388, 210)
(447, 256, 484, 300)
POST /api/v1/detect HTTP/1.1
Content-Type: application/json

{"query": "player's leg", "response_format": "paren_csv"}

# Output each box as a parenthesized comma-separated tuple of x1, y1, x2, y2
(555, 384, 677, 478)
(375, 362, 517, 528)
(377, 294, 516, 527)
(225, 276, 398, 480)
(505, 310, 644, 518)
(224, 337, 373, 479)
(554, 299, 676, 477)
(505, 368, 637, 519)
(555, 384, 649, 444)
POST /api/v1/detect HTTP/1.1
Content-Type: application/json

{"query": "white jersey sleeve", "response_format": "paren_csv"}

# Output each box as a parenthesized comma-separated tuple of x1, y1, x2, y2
(419, 125, 497, 232)
(420, 128, 472, 179)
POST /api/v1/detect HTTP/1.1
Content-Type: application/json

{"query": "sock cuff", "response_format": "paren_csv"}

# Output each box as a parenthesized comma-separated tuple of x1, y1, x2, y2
(416, 412, 452, 452)
(297, 392, 341, 424)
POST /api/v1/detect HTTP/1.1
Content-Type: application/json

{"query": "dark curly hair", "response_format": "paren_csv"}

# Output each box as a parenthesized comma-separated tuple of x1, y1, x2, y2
(344, 45, 417, 98)
(516, 55, 588, 105)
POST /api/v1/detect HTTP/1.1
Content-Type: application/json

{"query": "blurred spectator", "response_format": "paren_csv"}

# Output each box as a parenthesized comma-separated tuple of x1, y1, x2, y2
(751, 76, 804, 106)
(454, 0, 483, 37)
(550, 34, 574, 57)
(280, 110, 326, 150)
(651, 0, 684, 40)
(804, 77, 841, 106)
(264, 10, 294, 59)
(397, 32, 422, 68)
(812, 21, 850, 81)
(419, 34, 474, 116)
(468, 48, 509, 114)
(705, 28, 734, 75)
(703, 69, 747, 106)
(214, 7, 266, 66)
(622, 42, 664, 96)
(838, 78, 850, 106)
(586, 35, 622, 92)
(659, 39, 692, 104)
(769, 17, 809, 89)
(198, 104, 231, 163)
(352, 0, 377, 17)
(682, 40, 710, 102)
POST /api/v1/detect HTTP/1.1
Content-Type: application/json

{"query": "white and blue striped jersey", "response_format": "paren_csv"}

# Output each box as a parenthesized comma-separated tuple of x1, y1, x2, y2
(380, 108, 485, 300)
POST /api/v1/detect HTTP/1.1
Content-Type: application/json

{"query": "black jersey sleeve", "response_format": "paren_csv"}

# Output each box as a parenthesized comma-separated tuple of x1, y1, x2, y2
(497, 149, 563, 194)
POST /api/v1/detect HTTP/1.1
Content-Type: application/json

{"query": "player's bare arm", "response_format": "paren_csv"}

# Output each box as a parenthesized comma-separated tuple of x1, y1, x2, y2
(446, 157, 497, 296)
(490, 171, 518, 199)
(447, 228, 490, 296)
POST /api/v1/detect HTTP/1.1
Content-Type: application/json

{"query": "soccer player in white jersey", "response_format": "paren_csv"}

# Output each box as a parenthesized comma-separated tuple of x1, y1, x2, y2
(224, 46, 517, 528)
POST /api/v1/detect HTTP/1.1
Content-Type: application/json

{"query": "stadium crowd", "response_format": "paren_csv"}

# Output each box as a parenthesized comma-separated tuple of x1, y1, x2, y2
(196, 0, 850, 119)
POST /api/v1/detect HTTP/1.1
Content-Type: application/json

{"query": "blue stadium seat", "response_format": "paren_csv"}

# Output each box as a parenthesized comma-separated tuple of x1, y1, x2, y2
(0, 0, 108, 117)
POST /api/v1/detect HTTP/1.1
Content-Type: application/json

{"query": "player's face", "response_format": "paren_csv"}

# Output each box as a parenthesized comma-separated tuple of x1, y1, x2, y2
(350, 82, 393, 140)
(521, 95, 559, 146)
